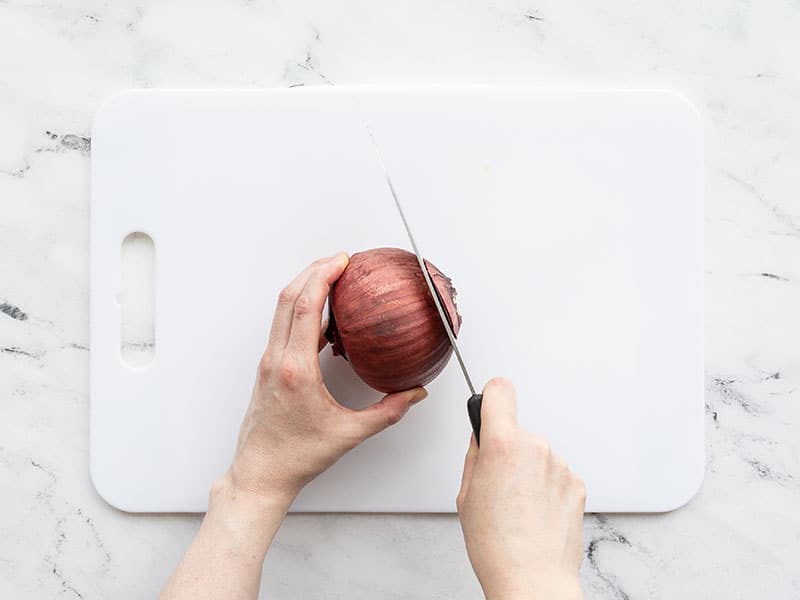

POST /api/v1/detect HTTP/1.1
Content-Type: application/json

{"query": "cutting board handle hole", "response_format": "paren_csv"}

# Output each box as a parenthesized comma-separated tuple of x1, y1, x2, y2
(120, 232, 155, 368)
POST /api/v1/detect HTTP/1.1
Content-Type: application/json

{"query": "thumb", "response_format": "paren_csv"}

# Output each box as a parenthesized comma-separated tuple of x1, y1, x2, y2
(355, 388, 428, 439)
(480, 377, 518, 441)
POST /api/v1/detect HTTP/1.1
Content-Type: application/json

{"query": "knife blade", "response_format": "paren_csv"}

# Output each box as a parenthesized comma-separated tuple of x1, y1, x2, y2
(365, 124, 485, 445)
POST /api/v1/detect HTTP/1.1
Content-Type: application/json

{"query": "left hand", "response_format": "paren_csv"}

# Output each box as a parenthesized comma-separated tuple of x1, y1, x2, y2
(225, 252, 428, 506)
(162, 252, 427, 599)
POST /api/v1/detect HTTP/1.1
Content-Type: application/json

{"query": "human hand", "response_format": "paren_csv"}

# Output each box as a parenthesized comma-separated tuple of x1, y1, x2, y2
(163, 253, 427, 600)
(457, 378, 585, 600)
(225, 252, 428, 507)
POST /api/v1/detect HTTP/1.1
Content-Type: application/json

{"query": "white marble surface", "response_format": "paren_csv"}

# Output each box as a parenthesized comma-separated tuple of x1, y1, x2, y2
(1, 1, 798, 598)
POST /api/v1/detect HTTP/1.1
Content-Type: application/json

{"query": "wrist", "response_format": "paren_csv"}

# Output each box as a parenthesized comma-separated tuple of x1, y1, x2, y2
(205, 473, 294, 557)
(228, 445, 307, 504)
(211, 471, 296, 515)
(485, 575, 582, 600)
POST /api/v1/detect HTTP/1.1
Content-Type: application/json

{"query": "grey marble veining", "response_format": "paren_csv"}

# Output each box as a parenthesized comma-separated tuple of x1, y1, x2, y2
(1, 1, 798, 598)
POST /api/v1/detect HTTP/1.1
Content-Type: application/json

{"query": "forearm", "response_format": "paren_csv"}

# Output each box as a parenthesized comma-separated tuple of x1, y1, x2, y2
(160, 474, 293, 600)
(485, 581, 584, 600)
(481, 570, 583, 600)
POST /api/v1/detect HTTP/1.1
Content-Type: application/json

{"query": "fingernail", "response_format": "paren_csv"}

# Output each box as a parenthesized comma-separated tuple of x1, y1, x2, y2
(409, 388, 428, 405)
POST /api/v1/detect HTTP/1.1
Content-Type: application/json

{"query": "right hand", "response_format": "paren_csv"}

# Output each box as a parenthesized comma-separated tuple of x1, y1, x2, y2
(457, 378, 586, 600)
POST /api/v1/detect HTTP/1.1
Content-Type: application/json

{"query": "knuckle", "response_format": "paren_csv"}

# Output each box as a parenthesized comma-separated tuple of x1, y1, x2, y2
(572, 474, 587, 500)
(278, 285, 297, 305)
(278, 358, 300, 388)
(385, 407, 403, 427)
(528, 435, 551, 458)
(258, 354, 273, 378)
(550, 452, 569, 473)
(486, 428, 520, 456)
(293, 294, 312, 317)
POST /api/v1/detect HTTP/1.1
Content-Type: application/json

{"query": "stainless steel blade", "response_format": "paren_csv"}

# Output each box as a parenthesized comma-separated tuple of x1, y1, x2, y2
(365, 124, 477, 396)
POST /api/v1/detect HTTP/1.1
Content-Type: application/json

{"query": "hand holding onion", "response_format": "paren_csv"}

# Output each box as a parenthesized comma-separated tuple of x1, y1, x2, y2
(226, 252, 429, 505)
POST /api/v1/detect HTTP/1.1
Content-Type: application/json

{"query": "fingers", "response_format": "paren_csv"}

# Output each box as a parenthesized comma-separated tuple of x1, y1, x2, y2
(479, 377, 518, 441)
(268, 262, 320, 351)
(457, 434, 478, 510)
(551, 454, 570, 479)
(572, 473, 587, 514)
(354, 388, 428, 440)
(286, 253, 349, 356)
(268, 253, 347, 353)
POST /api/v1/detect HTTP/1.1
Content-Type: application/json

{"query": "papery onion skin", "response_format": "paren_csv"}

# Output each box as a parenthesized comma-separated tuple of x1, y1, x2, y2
(325, 247, 462, 394)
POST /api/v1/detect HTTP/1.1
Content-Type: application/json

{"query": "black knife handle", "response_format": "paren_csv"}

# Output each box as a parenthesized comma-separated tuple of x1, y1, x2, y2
(467, 393, 483, 446)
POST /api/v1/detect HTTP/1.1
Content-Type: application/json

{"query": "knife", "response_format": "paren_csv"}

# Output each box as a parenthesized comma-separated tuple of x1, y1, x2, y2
(365, 125, 485, 445)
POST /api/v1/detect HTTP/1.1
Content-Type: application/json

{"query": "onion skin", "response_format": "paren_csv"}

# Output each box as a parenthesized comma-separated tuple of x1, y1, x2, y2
(325, 248, 462, 394)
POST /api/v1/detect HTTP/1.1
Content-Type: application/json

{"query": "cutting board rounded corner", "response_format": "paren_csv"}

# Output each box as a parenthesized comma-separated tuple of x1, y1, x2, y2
(651, 89, 703, 128)
(89, 461, 138, 514)
(654, 451, 706, 513)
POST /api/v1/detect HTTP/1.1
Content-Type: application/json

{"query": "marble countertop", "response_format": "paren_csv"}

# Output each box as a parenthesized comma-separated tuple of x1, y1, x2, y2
(1, 1, 798, 598)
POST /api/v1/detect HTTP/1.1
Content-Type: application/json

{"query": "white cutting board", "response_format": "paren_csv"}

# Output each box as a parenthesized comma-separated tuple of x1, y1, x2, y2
(90, 87, 704, 513)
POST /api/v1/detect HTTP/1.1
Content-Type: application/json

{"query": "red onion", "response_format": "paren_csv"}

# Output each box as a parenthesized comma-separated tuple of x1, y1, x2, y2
(325, 247, 462, 393)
